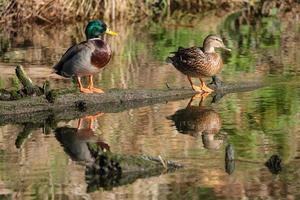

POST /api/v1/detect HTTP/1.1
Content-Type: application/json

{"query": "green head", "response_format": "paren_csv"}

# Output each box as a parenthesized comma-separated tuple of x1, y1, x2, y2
(85, 20, 117, 40)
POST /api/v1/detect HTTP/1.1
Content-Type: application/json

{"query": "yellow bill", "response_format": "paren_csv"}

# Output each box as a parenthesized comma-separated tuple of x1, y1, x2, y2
(105, 28, 118, 36)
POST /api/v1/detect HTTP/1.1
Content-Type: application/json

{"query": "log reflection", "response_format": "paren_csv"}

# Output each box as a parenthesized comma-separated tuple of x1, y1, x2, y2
(54, 113, 182, 192)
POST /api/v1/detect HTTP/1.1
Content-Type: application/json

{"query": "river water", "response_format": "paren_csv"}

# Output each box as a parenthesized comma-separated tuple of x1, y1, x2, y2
(1, 12, 300, 199)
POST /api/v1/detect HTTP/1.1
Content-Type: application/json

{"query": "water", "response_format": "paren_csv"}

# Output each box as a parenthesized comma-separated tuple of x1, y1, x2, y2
(1, 12, 300, 199)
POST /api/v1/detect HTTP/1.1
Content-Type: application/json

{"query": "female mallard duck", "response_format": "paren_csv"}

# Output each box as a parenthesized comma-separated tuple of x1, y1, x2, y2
(54, 20, 117, 93)
(167, 34, 230, 93)
(168, 97, 223, 149)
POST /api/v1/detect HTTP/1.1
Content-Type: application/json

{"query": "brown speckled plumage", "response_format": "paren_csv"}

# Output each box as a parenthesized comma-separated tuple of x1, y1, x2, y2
(168, 104, 223, 149)
(167, 35, 230, 93)
(169, 106, 222, 136)
(169, 46, 223, 78)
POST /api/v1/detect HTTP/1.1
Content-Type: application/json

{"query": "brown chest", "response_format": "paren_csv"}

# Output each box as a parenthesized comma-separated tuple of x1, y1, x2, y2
(203, 53, 223, 76)
(90, 40, 112, 69)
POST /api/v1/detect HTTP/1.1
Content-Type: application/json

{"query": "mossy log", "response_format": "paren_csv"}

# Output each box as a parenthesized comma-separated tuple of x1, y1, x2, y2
(86, 141, 182, 190)
(85, 153, 181, 191)
(0, 65, 43, 100)
(0, 66, 265, 125)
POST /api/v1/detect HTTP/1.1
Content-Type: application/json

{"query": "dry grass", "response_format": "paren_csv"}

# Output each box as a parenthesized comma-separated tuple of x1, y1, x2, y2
(1, 0, 299, 26)
(0, 0, 244, 24)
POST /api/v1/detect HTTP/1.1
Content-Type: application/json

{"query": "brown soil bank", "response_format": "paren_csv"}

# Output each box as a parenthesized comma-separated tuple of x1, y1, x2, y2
(1, 0, 298, 24)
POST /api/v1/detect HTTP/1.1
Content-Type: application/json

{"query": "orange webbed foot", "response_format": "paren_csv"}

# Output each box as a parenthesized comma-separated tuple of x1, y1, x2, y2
(88, 86, 104, 94)
(201, 85, 214, 93)
(80, 88, 93, 93)
(191, 85, 203, 93)
(92, 112, 104, 118)
(199, 78, 214, 93)
(87, 75, 104, 93)
(187, 93, 210, 107)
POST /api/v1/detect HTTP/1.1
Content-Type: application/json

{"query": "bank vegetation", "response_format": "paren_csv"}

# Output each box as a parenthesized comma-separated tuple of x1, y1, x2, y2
(0, 0, 299, 24)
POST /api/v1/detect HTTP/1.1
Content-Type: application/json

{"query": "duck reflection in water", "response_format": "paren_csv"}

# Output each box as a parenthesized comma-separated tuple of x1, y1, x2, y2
(169, 94, 224, 150)
(55, 113, 109, 164)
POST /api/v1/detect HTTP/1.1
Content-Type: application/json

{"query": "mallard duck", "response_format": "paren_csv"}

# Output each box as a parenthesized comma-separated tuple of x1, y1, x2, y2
(168, 96, 223, 149)
(54, 20, 117, 93)
(55, 114, 110, 162)
(167, 34, 230, 93)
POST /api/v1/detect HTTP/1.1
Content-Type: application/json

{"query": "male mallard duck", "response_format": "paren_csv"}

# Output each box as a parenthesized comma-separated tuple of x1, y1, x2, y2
(55, 114, 110, 162)
(167, 34, 230, 93)
(54, 20, 117, 93)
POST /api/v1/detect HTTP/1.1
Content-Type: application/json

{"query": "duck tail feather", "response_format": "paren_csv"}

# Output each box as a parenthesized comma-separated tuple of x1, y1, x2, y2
(53, 62, 63, 76)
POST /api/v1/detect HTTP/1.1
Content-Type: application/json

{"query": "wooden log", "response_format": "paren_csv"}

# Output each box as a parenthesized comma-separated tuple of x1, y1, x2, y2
(0, 82, 264, 125)
(15, 65, 34, 90)
(0, 65, 43, 100)
(85, 153, 182, 191)
(0, 66, 265, 124)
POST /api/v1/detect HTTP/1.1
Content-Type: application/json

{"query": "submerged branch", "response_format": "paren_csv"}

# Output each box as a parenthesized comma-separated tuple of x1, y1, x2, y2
(13, 120, 183, 190)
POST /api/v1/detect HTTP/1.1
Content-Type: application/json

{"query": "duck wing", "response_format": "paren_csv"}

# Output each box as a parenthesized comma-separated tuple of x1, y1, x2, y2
(176, 47, 206, 63)
(167, 47, 206, 65)
(53, 41, 93, 77)
(55, 127, 94, 162)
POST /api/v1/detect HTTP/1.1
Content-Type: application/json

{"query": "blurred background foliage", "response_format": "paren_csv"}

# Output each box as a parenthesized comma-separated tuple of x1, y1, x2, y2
(0, 0, 300, 199)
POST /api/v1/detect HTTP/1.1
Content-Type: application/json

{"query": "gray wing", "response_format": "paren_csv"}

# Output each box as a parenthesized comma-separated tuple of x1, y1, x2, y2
(53, 41, 94, 77)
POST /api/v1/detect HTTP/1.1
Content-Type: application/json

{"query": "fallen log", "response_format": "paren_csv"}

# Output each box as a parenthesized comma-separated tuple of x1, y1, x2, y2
(0, 65, 44, 100)
(85, 153, 181, 191)
(0, 66, 265, 124)
(0, 88, 198, 124)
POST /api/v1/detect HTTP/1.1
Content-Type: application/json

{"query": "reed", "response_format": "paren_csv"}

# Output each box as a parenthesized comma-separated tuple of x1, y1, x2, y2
(0, 0, 245, 24)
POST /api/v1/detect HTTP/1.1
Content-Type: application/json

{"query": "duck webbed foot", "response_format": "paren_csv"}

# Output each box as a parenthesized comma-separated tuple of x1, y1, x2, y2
(81, 88, 93, 93)
(199, 78, 214, 93)
(88, 75, 104, 93)
(76, 76, 93, 93)
(187, 76, 202, 92)
(191, 85, 203, 92)
(77, 113, 104, 130)
(88, 87, 104, 93)
(187, 76, 214, 93)
(187, 93, 210, 107)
